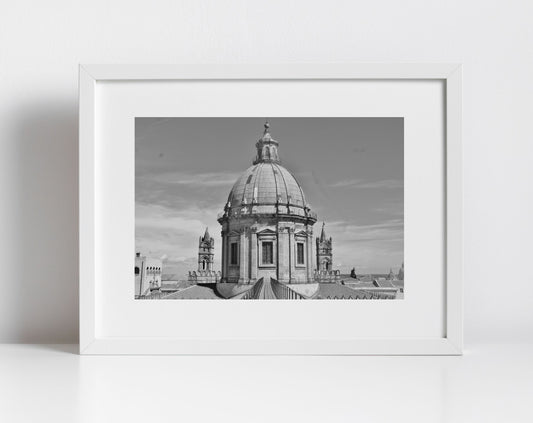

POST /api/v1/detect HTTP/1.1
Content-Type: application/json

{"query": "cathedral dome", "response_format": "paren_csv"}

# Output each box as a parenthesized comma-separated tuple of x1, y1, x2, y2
(227, 162, 308, 214)
(218, 122, 316, 222)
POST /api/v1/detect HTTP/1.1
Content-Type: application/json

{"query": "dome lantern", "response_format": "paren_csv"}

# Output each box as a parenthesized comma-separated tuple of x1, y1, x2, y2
(253, 120, 281, 165)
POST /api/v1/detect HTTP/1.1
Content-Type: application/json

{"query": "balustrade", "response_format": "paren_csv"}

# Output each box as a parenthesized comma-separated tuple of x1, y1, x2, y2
(270, 278, 306, 299)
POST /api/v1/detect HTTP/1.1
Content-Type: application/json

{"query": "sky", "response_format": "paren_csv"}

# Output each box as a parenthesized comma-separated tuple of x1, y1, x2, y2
(136, 117, 403, 277)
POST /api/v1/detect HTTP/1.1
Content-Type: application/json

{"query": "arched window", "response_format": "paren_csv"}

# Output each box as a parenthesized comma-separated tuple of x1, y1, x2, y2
(135, 266, 139, 275)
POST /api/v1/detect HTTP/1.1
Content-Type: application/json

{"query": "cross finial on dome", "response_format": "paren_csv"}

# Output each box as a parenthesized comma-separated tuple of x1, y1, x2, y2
(264, 120, 270, 134)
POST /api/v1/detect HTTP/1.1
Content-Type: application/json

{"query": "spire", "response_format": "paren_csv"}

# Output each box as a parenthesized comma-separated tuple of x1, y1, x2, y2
(398, 262, 404, 280)
(253, 119, 281, 165)
(316, 221, 333, 271)
(320, 222, 326, 242)
(203, 227, 211, 241)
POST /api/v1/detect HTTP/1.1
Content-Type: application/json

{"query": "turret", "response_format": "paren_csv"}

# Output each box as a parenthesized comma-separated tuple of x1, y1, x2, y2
(316, 222, 333, 271)
(197, 227, 214, 271)
(397, 262, 404, 281)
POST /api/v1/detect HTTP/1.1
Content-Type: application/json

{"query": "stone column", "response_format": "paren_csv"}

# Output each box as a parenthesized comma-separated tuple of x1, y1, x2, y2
(239, 227, 248, 283)
(307, 229, 314, 282)
(288, 227, 296, 283)
(250, 227, 258, 282)
(276, 226, 289, 282)
(277, 226, 290, 283)
(221, 230, 226, 280)
(226, 233, 231, 280)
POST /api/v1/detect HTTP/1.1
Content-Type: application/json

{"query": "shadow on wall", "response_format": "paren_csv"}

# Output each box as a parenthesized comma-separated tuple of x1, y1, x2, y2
(6, 102, 78, 343)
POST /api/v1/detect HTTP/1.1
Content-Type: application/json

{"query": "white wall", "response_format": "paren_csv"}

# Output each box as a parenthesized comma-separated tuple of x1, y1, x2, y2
(1, 0, 531, 343)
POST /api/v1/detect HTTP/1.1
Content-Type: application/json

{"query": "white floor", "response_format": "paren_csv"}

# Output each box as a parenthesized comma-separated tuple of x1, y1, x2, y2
(1, 343, 532, 423)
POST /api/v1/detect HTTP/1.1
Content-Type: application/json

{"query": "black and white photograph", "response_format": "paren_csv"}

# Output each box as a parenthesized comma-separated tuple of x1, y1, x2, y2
(9, 0, 533, 419)
(135, 117, 404, 299)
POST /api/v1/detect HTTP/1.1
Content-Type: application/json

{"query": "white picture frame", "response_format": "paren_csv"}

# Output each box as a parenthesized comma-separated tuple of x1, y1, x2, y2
(79, 64, 462, 355)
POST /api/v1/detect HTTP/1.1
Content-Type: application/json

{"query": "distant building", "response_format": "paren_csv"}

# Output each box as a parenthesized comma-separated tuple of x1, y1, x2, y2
(315, 222, 340, 282)
(197, 227, 214, 271)
(398, 262, 404, 280)
(135, 252, 162, 297)
(188, 228, 221, 284)
(316, 222, 333, 271)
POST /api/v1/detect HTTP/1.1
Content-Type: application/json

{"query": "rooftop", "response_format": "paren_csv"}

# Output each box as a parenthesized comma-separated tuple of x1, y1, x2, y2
(162, 285, 222, 300)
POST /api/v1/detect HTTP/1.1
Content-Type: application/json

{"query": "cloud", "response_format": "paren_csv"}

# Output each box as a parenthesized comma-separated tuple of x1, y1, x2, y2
(135, 169, 234, 217)
(373, 205, 404, 218)
(135, 202, 223, 279)
(327, 219, 404, 243)
(140, 171, 241, 187)
(136, 203, 222, 239)
(329, 178, 403, 189)
(325, 219, 404, 274)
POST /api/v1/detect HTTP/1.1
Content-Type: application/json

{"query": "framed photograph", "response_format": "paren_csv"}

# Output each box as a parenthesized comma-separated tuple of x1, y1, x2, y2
(79, 64, 462, 355)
